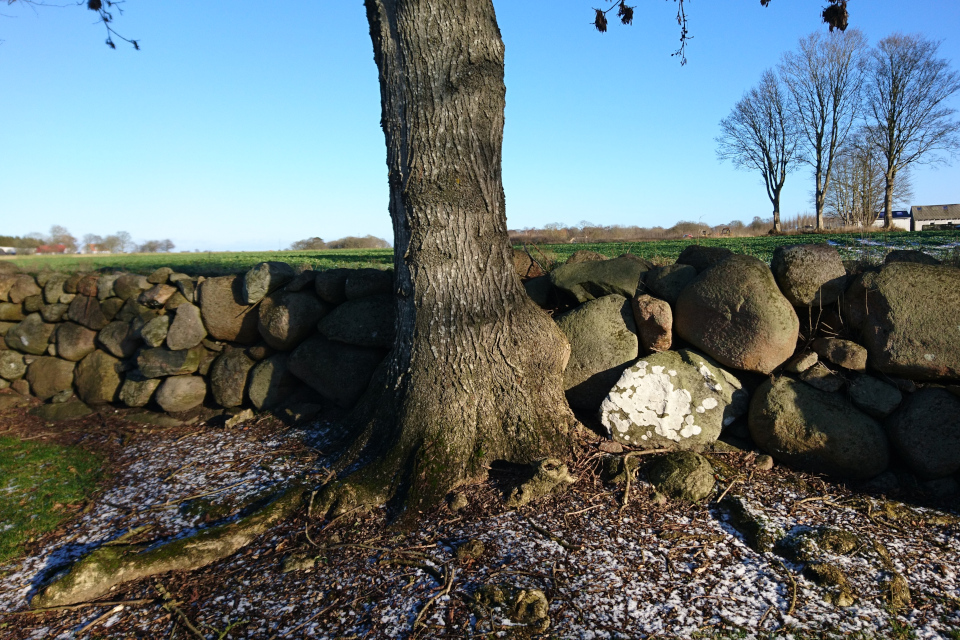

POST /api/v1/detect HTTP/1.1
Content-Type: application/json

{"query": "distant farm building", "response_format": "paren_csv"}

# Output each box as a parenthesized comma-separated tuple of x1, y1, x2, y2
(35, 244, 69, 254)
(911, 204, 960, 231)
(872, 211, 912, 231)
(0, 246, 16, 255)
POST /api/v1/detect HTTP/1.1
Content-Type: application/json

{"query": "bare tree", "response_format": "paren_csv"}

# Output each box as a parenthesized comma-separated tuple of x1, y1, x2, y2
(780, 29, 868, 231)
(825, 131, 913, 227)
(48, 225, 77, 251)
(863, 33, 960, 228)
(717, 70, 801, 233)
(114, 231, 134, 253)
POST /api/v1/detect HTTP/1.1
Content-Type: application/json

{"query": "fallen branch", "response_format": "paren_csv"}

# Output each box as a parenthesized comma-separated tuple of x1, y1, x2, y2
(526, 518, 581, 551)
(0, 598, 155, 616)
(774, 560, 798, 616)
(412, 565, 456, 631)
(156, 583, 204, 640)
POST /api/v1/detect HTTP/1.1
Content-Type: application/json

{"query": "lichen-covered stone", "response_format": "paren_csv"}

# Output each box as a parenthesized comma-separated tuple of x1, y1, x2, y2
(140, 314, 170, 348)
(119, 376, 161, 407)
(243, 261, 296, 305)
(886, 388, 960, 480)
(96, 321, 140, 359)
(147, 267, 174, 284)
(138, 284, 177, 309)
(29, 400, 93, 422)
(644, 263, 697, 305)
(749, 376, 889, 479)
(646, 451, 715, 502)
(258, 291, 328, 351)
(75, 350, 122, 404)
(137, 346, 203, 379)
(600, 349, 747, 450)
(798, 362, 845, 393)
(42, 274, 69, 305)
(209, 347, 255, 407)
(39, 303, 69, 323)
(675, 255, 799, 375)
(165, 302, 206, 351)
(5, 313, 55, 355)
(771, 243, 847, 307)
(0, 351, 26, 381)
(555, 294, 638, 411)
(113, 274, 151, 300)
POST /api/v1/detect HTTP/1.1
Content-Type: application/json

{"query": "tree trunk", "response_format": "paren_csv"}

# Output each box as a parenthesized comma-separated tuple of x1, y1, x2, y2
(317, 0, 575, 518)
(882, 169, 896, 229)
(814, 174, 826, 232)
(772, 193, 783, 233)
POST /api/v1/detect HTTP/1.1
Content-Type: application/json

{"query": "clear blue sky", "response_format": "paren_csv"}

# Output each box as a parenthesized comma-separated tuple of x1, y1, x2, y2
(2, 1, 959, 251)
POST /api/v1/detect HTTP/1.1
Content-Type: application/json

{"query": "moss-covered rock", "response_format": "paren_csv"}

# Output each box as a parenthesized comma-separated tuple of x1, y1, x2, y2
(718, 495, 784, 553)
(771, 243, 847, 307)
(505, 458, 577, 508)
(646, 451, 715, 502)
(549, 255, 650, 304)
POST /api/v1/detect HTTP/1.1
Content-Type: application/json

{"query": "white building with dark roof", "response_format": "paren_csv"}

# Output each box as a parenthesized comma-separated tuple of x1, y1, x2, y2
(911, 204, 960, 231)
(872, 210, 912, 231)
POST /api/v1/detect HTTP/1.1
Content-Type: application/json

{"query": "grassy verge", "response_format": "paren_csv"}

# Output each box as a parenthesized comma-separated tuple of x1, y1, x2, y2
(0, 436, 103, 565)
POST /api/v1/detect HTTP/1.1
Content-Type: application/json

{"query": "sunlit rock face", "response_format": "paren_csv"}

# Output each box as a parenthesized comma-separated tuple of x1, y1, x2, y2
(600, 349, 747, 450)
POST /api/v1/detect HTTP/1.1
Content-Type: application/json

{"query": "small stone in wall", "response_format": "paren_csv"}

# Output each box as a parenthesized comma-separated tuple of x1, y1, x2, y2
(23, 295, 43, 314)
(141, 315, 171, 348)
(647, 451, 715, 502)
(8, 275, 41, 305)
(68, 295, 108, 331)
(812, 338, 867, 372)
(0, 302, 24, 323)
(631, 294, 672, 353)
(771, 243, 847, 307)
(75, 350, 122, 405)
(5, 314, 56, 356)
(96, 274, 121, 301)
(243, 262, 296, 305)
(113, 274, 151, 300)
(344, 268, 393, 300)
(25, 357, 75, 401)
(97, 321, 140, 359)
(119, 376, 161, 408)
(209, 347, 255, 408)
(848, 375, 902, 419)
(166, 302, 207, 351)
(139, 284, 177, 309)
(0, 351, 26, 381)
(147, 267, 174, 284)
(42, 274, 69, 305)
(155, 375, 207, 413)
(137, 346, 204, 378)
(785, 351, 818, 374)
(40, 303, 69, 323)
(799, 363, 845, 393)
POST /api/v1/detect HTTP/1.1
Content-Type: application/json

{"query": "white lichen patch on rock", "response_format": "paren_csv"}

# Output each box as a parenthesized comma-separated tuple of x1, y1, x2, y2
(600, 349, 745, 450)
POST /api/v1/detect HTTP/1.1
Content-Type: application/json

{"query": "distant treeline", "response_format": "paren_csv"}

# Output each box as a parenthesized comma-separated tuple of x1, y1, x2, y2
(0, 235, 42, 249)
(288, 235, 391, 251)
(507, 217, 784, 245)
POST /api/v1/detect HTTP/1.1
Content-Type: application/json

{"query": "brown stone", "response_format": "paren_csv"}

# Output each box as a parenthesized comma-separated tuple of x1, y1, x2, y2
(513, 249, 545, 279)
(56, 322, 98, 362)
(74, 350, 122, 404)
(8, 275, 41, 305)
(76, 275, 99, 297)
(25, 357, 76, 401)
(812, 338, 867, 371)
(138, 284, 177, 309)
(68, 295, 109, 331)
(197, 275, 259, 343)
(631, 294, 672, 353)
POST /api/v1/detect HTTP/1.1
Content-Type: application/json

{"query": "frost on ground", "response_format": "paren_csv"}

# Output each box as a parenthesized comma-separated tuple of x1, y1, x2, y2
(0, 420, 958, 640)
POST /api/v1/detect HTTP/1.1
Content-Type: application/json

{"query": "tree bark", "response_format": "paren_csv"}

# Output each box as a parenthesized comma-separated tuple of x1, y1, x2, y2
(883, 169, 896, 229)
(318, 0, 575, 518)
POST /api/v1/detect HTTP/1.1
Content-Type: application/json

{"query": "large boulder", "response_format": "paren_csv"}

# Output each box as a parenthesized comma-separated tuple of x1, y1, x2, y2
(549, 255, 651, 305)
(344, 268, 393, 300)
(287, 335, 385, 408)
(565, 250, 608, 265)
(67, 295, 109, 331)
(75, 350, 122, 404)
(771, 244, 847, 307)
(555, 294, 638, 411)
(644, 263, 697, 305)
(885, 388, 960, 480)
(317, 294, 395, 349)
(209, 347, 255, 407)
(258, 292, 328, 351)
(25, 357, 76, 401)
(197, 275, 259, 343)
(748, 376, 889, 479)
(675, 255, 799, 375)
(55, 322, 97, 362)
(113, 274, 151, 300)
(884, 250, 940, 266)
(165, 302, 207, 351)
(675, 245, 733, 273)
(0, 351, 26, 381)
(851, 262, 960, 380)
(248, 353, 300, 410)
(137, 346, 204, 378)
(97, 321, 140, 359)
(8, 275, 41, 304)
(243, 261, 296, 305)
(155, 376, 207, 413)
(5, 313, 56, 355)
(600, 349, 747, 450)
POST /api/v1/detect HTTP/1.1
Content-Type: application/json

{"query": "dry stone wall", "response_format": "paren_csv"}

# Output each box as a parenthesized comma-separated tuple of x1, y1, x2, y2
(0, 261, 392, 420)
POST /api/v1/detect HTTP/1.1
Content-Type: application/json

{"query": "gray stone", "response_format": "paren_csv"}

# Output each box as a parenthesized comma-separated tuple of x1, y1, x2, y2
(39, 303, 69, 323)
(886, 388, 960, 480)
(197, 275, 259, 344)
(140, 314, 170, 348)
(155, 376, 207, 413)
(163, 291, 190, 311)
(8, 275, 41, 304)
(884, 250, 940, 266)
(675, 255, 799, 375)
(75, 350, 122, 405)
(0, 351, 26, 380)
(258, 291, 328, 351)
(849, 376, 903, 420)
(175, 278, 196, 303)
(25, 357, 75, 401)
(0, 302, 24, 322)
(243, 261, 296, 304)
(799, 363, 846, 393)
(5, 314, 55, 355)
(113, 274, 151, 300)
(549, 255, 651, 305)
(29, 400, 93, 422)
(165, 303, 206, 351)
(96, 274, 120, 301)
(137, 346, 204, 378)
(600, 349, 747, 451)
(138, 284, 177, 309)
(647, 451, 715, 502)
(851, 263, 960, 380)
(316, 294, 393, 349)
(718, 496, 785, 553)
(812, 338, 867, 371)
(209, 348, 255, 407)
(119, 377, 161, 407)
(147, 267, 174, 284)
(771, 244, 847, 307)
(644, 263, 697, 305)
(287, 335, 386, 408)
(42, 274, 69, 305)
(676, 245, 733, 273)
(67, 295, 108, 331)
(749, 376, 889, 479)
(344, 268, 393, 300)
(555, 294, 638, 411)
(314, 268, 350, 305)
(631, 294, 672, 353)
(248, 353, 300, 410)
(785, 351, 818, 374)
(97, 321, 140, 359)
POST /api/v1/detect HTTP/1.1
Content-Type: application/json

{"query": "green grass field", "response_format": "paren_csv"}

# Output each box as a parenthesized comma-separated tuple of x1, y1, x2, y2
(2, 230, 957, 276)
(0, 437, 103, 564)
